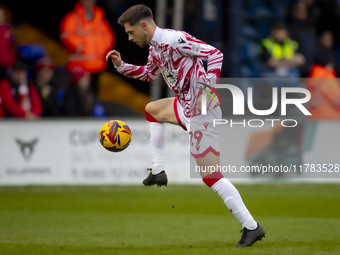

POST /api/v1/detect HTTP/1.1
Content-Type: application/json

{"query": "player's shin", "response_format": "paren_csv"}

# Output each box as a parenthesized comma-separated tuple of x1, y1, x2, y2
(145, 110, 165, 175)
(202, 171, 258, 230)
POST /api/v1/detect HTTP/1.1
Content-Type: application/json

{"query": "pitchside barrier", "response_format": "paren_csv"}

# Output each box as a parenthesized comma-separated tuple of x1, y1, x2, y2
(0, 119, 339, 185)
(0, 119, 193, 185)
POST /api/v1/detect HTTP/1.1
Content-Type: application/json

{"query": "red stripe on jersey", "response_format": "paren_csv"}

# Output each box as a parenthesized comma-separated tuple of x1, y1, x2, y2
(186, 36, 207, 44)
(173, 97, 187, 131)
(124, 66, 145, 77)
(191, 146, 220, 158)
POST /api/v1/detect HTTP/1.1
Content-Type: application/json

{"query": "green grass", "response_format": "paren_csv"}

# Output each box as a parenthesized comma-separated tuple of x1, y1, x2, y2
(0, 183, 340, 255)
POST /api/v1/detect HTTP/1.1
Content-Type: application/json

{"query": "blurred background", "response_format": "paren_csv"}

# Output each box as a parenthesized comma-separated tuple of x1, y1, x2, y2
(1, 0, 340, 185)
(1, 0, 340, 117)
(1, 2, 339, 253)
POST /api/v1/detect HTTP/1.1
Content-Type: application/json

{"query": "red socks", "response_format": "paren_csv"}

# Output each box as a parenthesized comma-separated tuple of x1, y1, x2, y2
(202, 171, 224, 187)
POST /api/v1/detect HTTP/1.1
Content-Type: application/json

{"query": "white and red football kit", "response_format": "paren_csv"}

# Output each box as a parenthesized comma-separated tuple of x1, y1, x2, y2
(114, 26, 259, 232)
(115, 27, 223, 157)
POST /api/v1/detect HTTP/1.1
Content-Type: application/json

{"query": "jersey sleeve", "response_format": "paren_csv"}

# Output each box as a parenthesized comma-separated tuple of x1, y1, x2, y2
(115, 51, 160, 82)
(174, 34, 223, 85)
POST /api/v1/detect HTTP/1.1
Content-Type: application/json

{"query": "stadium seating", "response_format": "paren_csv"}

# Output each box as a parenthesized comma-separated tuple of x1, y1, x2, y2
(240, 0, 289, 77)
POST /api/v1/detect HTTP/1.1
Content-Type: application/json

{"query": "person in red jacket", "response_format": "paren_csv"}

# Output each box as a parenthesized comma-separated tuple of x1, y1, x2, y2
(0, 60, 42, 119)
(0, 8, 16, 79)
(60, 0, 115, 96)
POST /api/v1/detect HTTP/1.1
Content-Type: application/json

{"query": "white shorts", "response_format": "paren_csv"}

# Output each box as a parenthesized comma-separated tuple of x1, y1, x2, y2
(173, 97, 221, 158)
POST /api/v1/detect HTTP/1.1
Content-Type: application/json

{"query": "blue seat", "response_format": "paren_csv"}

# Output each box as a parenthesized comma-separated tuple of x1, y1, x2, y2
(17, 44, 46, 63)
(269, 0, 289, 19)
(93, 103, 107, 118)
(242, 25, 260, 41)
(57, 88, 65, 109)
(241, 41, 260, 62)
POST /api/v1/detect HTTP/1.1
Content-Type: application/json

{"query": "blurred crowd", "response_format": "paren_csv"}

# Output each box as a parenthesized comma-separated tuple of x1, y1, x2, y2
(0, 0, 114, 119)
(256, 0, 340, 78)
(242, 0, 340, 119)
(1, 0, 340, 120)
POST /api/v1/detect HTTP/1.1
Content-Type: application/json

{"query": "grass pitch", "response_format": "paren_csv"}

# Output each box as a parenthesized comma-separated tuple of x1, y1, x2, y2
(0, 183, 339, 255)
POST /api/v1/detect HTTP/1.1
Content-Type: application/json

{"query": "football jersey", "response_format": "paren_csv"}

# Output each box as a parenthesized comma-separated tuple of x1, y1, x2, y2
(115, 27, 223, 118)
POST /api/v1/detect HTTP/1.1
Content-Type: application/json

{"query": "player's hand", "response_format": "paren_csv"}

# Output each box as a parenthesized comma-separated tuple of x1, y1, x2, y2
(106, 50, 122, 67)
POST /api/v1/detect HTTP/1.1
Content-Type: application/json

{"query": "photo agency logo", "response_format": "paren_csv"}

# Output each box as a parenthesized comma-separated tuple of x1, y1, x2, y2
(200, 83, 312, 128)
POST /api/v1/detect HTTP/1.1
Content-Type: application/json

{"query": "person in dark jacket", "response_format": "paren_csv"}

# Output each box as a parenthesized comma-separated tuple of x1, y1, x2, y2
(34, 57, 64, 117)
(63, 66, 94, 117)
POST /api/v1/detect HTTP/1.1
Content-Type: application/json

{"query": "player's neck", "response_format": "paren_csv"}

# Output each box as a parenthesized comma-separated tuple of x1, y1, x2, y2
(147, 23, 157, 44)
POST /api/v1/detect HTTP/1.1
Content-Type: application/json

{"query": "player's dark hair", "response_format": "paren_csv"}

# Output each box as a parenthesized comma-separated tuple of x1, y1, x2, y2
(118, 4, 153, 26)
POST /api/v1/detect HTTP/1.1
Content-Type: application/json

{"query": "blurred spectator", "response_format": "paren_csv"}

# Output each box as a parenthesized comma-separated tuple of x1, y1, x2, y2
(302, 0, 320, 26)
(34, 57, 64, 117)
(314, 30, 340, 75)
(260, 21, 305, 78)
(0, 8, 16, 79)
(306, 29, 340, 119)
(0, 59, 42, 119)
(316, 0, 340, 47)
(306, 54, 340, 119)
(63, 66, 94, 117)
(60, 0, 115, 97)
(287, 1, 318, 77)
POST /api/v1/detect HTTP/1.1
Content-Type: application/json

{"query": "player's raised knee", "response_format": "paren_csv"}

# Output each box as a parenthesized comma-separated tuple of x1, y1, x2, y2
(145, 102, 159, 122)
(145, 102, 156, 114)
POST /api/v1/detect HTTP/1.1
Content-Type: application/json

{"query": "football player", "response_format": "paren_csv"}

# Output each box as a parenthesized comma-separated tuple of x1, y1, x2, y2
(106, 4, 265, 247)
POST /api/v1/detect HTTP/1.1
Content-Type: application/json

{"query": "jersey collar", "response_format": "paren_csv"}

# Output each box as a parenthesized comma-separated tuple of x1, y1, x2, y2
(150, 27, 163, 47)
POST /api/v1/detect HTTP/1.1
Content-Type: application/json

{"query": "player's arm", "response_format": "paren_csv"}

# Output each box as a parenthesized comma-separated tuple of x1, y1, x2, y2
(176, 35, 223, 85)
(106, 49, 160, 82)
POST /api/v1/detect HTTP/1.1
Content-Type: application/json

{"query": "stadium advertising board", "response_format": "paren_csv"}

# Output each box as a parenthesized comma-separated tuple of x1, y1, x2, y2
(0, 120, 192, 185)
(0, 118, 339, 185)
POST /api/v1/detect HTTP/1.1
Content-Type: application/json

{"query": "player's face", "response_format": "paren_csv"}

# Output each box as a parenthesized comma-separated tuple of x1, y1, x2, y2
(124, 22, 149, 48)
